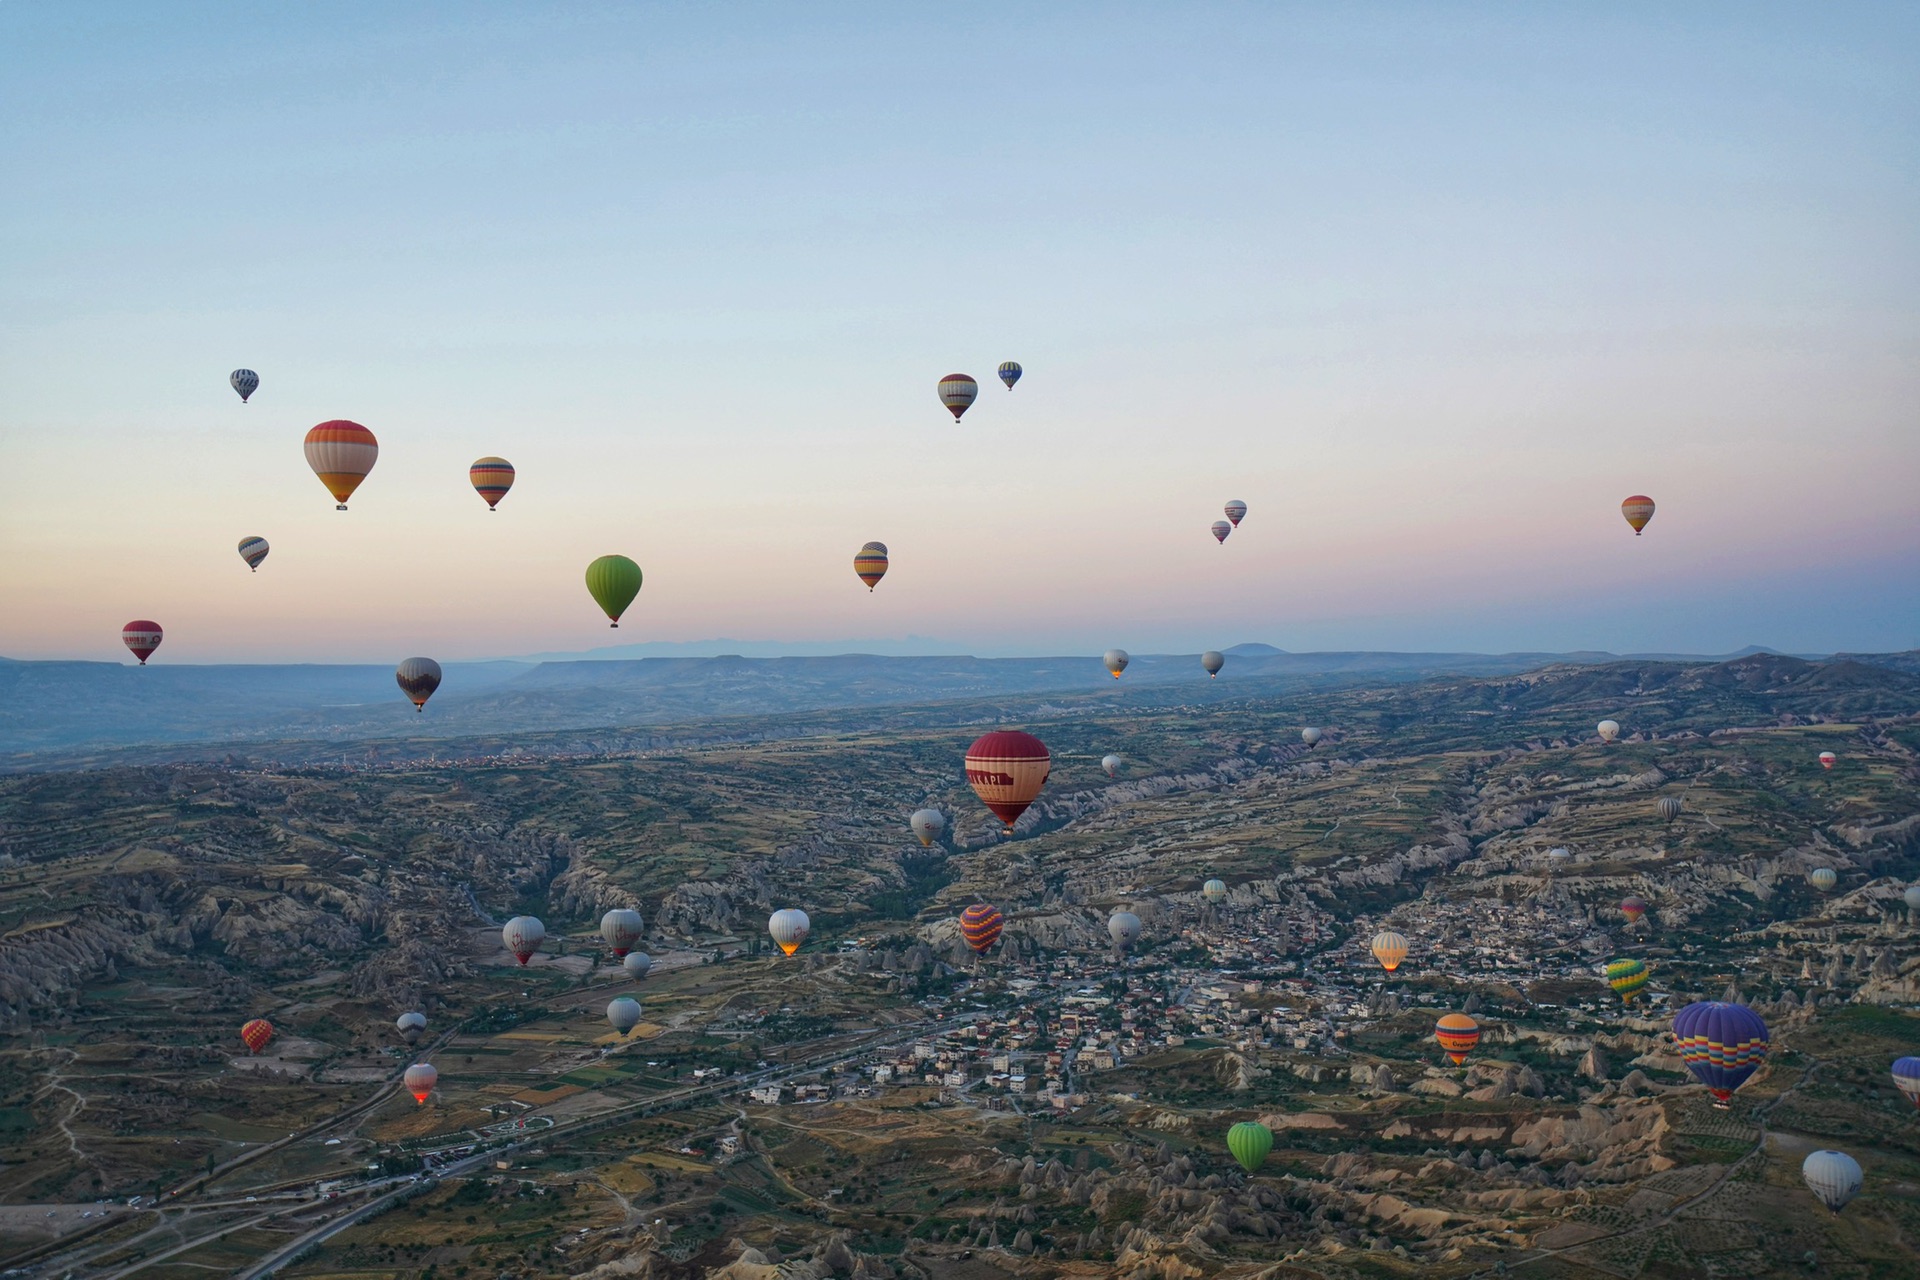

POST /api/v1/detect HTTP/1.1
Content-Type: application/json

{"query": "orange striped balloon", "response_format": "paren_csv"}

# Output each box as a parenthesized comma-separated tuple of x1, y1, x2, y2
(469, 457, 514, 510)
(854, 541, 888, 591)
(303, 420, 379, 510)
(1620, 495, 1655, 536)
(240, 1018, 274, 1055)
(1434, 1012, 1479, 1065)
(960, 904, 1003, 954)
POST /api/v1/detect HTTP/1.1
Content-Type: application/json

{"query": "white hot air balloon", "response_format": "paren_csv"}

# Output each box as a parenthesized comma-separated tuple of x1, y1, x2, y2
(1103, 649, 1129, 679)
(623, 951, 653, 980)
(396, 1012, 427, 1044)
(1801, 1149, 1862, 1213)
(502, 916, 545, 965)
(910, 808, 947, 847)
(403, 1062, 438, 1104)
(600, 908, 644, 957)
(1597, 720, 1621, 744)
(606, 997, 643, 1037)
(769, 908, 810, 956)
(1108, 911, 1143, 950)
(1101, 754, 1122, 778)
(1300, 727, 1323, 747)
(1905, 884, 1920, 913)
(1201, 651, 1224, 678)
(1202, 879, 1227, 902)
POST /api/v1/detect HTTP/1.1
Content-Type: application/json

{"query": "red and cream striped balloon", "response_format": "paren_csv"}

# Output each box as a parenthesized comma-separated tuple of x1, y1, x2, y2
(960, 904, 1004, 954)
(122, 620, 163, 664)
(938, 374, 978, 421)
(964, 731, 1051, 833)
(303, 420, 379, 510)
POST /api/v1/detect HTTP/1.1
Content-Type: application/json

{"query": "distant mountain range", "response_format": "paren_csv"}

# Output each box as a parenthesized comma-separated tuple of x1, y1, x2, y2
(2, 646, 1912, 768)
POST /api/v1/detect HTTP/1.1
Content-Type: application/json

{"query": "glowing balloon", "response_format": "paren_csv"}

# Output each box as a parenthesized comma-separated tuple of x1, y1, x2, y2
(1802, 1150, 1862, 1213)
(237, 536, 269, 572)
(1672, 1001, 1768, 1104)
(960, 904, 1003, 954)
(1202, 879, 1227, 902)
(1818, 750, 1836, 770)
(1211, 520, 1232, 544)
(470, 457, 515, 510)
(1597, 719, 1620, 743)
(1435, 1013, 1480, 1065)
(395, 658, 442, 712)
(240, 1019, 273, 1055)
(230, 369, 259, 403)
(503, 916, 545, 965)
(1371, 931, 1408, 973)
(1226, 1121, 1272, 1174)
(1103, 649, 1129, 679)
(1201, 650, 1224, 678)
(910, 808, 946, 847)
(964, 731, 1051, 832)
(1891, 1056, 1920, 1108)
(1301, 727, 1322, 747)
(624, 952, 653, 980)
(1621, 896, 1648, 925)
(404, 1062, 438, 1104)
(938, 374, 978, 421)
(854, 541, 889, 591)
(600, 908, 644, 957)
(396, 1012, 427, 1044)
(585, 555, 643, 627)
(1102, 754, 1122, 778)
(1809, 868, 1837, 892)
(606, 997, 643, 1037)
(1620, 495, 1655, 536)
(122, 621, 163, 665)
(1108, 911, 1143, 950)
(1605, 957, 1650, 1004)
(1224, 500, 1247, 527)
(769, 908, 810, 956)
(304, 420, 378, 510)
(997, 362, 1022, 389)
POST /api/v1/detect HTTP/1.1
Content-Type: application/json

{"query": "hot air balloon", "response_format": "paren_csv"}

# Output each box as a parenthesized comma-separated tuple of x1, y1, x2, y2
(960, 904, 1003, 954)
(1103, 649, 1129, 679)
(1102, 754, 1122, 778)
(1818, 750, 1836, 770)
(606, 997, 643, 1037)
(1435, 1013, 1480, 1065)
(1202, 879, 1227, 902)
(230, 369, 259, 403)
(237, 536, 269, 572)
(1547, 848, 1572, 865)
(1211, 520, 1232, 544)
(854, 541, 889, 591)
(304, 420, 378, 510)
(965, 731, 1051, 833)
(1905, 885, 1920, 913)
(997, 362, 1021, 390)
(1201, 651, 1225, 678)
(1890, 1056, 1920, 1108)
(1301, 727, 1323, 747)
(1108, 911, 1143, 950)
(1226, 1121, 1272, 1174)
(1621, 896, 1648, 925)
(1224, 500, 1247, 527)
(1656, 797, 1683, 820)
(404, 1062, 438, 1104)
(1620, 495, 1655, 536)
(624, 952, 653, 980)
(1802, 1150, 1862, 1213)
(1672, 1001, 1768, 1104)
(1371, 931, 1408, 973)
(769, 908, 810, 956)
(600, 908, 644, 957)
(470, 457, 515, 510)
(1809, 868, 1837, 892)
(1605, 957, 1650, 1004)
(395, 658, 442, 712)
(938, 374, 978, 421)
(122, 621, 163, 665)
(1597, 719, 1621, 743)
(910, 808, 947, 847)
(240, 1019, 273, 1055)
(396, 1012, 427, 1044)
(585, 554, 643, 627)
(503, 916, 545, 965)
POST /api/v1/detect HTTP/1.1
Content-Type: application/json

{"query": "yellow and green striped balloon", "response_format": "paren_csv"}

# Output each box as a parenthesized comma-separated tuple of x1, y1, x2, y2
(1605, 957, 1650, 1004)
(585, 555, 643, 627)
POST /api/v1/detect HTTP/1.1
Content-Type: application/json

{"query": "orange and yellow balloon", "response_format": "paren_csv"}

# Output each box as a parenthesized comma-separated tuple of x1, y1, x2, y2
(1370, 931, 1408, 973)
(1435, 1013, 1480, 1065)
(304, 420, 379, 510)
(470, 457, 514, 510)
(1620, 495, 1655, 536)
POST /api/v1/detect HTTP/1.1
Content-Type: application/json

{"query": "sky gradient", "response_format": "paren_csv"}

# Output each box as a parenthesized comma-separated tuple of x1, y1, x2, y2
(3, 3, 1916, 663)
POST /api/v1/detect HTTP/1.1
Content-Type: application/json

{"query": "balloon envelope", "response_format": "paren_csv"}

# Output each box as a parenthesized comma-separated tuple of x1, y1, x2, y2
(997, 361, 1021, 389)
(1202, 879, 1227, 902)
(938, 374, 978, 420)
(1300, 728, 1322, 746)
(1656, 797, 1683, 819)
(769, 908, 810, 956)
(503, 916, 545, 964)
(1201, 650, 1224, 677)
(960, 904, 1004, 953)
(1597, 719, 1621, 743)
(1108, 911, 1142, 949)
(396, 1012, 428, 1043)
(237, 536, 269, 571)
(470, 457, 515, 510)
(585, 555, 643, 627)
(1621, 896, 1648, 924)
(1211, 520, 1232, 543)
(910, 808, 946, 847)
(1802, 1150, 1862, 1213)
(1371, 931, 1408, 972)
(395, 657, 442, 711)
(1809, 868, 1837, 892)
(965, 731, 1051, 832)
(1435, 1013, 1479, 1065)
(1620, 495, 1655, 535)
(1101, 754, 1122, 778)
(1226, 1121, 1272, 1173)
(240, 1019, 273, 1055)
(854, 542, 889, 590)
(1224, 500, 1247, 527)
(404, 1062, 437, 1104)
(600, 909, 644, 956)
(122, 621, 163, 665)
(1605, 957, 1650, 1003)
(1891, 1056, 1920, 1108)
(1672, 1001, 1768, 1102)
(1818, 750, 1836, 769)
(1905, 885, 1920, 912)
(624, 952, 653, 980)
(304, 420, 378, 509)
(230, 369, 259, 402)
(1103, 649, 1129, 679)
(607, 997, 643, 1037)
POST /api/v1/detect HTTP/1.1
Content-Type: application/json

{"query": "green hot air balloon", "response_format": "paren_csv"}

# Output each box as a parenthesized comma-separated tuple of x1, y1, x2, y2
(585, 555, 643, 627)
(1226, 1121, 1273, 1174)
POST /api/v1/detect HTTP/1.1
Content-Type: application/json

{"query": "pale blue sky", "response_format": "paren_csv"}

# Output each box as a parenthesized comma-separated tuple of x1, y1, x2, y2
(3, 3, 1916, 661)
